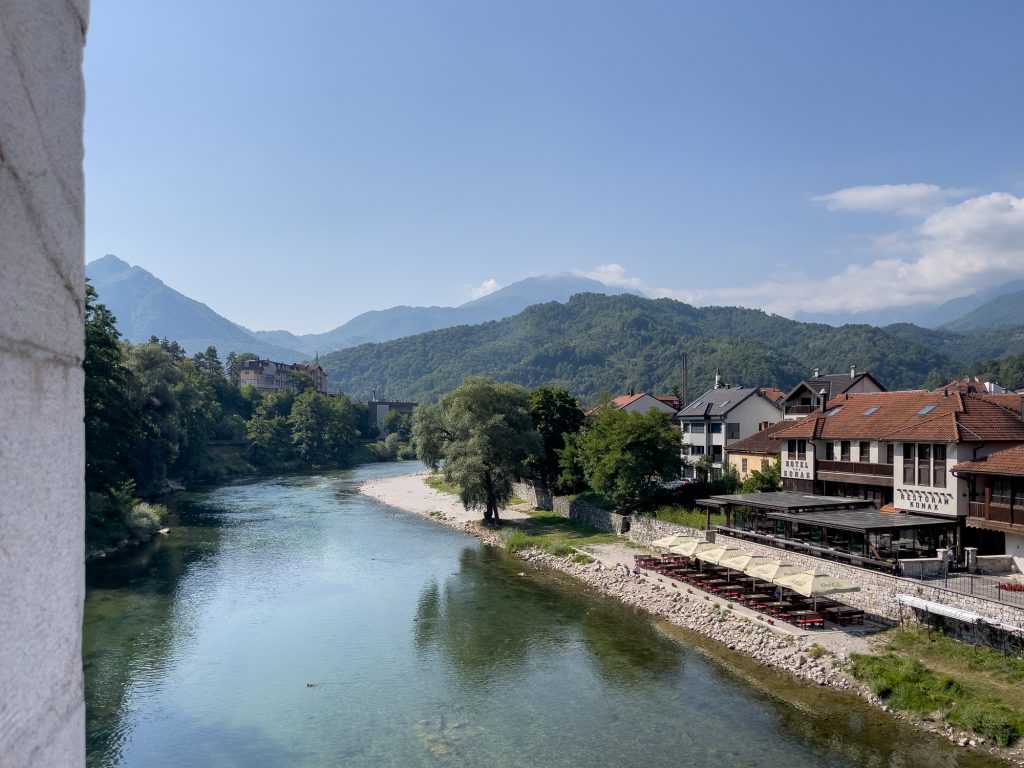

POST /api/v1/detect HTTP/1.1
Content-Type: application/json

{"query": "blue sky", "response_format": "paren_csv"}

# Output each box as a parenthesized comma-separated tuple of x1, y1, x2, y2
(84, 2, 1024, 333)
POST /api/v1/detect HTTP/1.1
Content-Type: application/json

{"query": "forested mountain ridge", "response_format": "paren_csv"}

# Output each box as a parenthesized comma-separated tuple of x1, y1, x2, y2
(318, 293, 1024, 404)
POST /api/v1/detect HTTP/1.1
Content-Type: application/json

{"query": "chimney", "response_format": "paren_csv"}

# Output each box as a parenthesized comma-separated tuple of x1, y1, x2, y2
(850, 365, 857, 379)
(818, 388, 827, 413)
(813, 367, 820, 378)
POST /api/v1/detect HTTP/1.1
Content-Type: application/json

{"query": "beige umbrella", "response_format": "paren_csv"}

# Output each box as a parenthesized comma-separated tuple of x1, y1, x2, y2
(668, 540, 717, 558)
(774, 570, 860, 611)
(745, 561, 803, 582)
(774, 571, 860, 598)
(719, 552, 772, 572)
(652, 534, 699, 550)
(696, 546, 748, 566)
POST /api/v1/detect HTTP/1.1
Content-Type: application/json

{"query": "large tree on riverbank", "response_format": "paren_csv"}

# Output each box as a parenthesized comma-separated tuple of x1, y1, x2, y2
(414, 378, 542, 523)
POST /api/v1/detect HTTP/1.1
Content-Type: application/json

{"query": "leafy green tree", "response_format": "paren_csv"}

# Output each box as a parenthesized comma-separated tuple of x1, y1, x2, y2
(567, 408, 681, 508)
(719, 461, 742, 493)
(227, 351, 259, 385)
(414, 377, 542, 523)
(171, 360, 222, 478)
(246, 389, 296, 466)
(125, 341, 183, 494)
(288, 390, 360, 467)
(84, 282, 137, 496)
(740, 458, 782, 493)
(380, 409, 412, 440)
(528, 386, 584, 487)
(694, 454, 714, 483)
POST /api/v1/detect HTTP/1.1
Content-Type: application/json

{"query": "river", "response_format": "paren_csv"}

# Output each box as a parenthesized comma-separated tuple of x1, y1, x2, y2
(84, 462, 1004, 767)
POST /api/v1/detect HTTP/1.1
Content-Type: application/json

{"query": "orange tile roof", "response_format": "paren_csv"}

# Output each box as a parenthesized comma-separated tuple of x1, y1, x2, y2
(954, 444, 1024, 477)
(771, 391, 1024, 444)
(725, 421, 790, 454)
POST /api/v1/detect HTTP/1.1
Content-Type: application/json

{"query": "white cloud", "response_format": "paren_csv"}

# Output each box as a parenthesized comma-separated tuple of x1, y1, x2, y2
(812, 183, 970, 217)
(578, 188, 1024, 318)
(468, 278, 502, 299)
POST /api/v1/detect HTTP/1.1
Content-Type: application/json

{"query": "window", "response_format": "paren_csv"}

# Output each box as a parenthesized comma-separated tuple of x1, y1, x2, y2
(840, 441, 851, 461)
(787, 439, 796, 455)
(691, 445, 705, 455)
(863, 406, 880, 416)
(726, 422, 740, 440)
(691, 422, 704, 434)
(709, 422, 722, 434)
(933, 444, 946, 488)
(741, 458, 748, 474)
(681, 422, 690, 434)
(825, 442, 835, 460)
(916, 404, 937, 416)
(827, 406, 844, 416)
(903, 444, 915, 484)
(711, 445, 723, 460)
(797, 439, 807, 460)
(859, 441, 870, 462)
(884, 444, 894, 465)
(993, 479, 1012, 506)
(918, 443, 931, 486)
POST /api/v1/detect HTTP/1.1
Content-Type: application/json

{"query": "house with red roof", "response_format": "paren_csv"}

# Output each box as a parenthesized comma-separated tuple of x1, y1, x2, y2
(953, 444, 1024, 557)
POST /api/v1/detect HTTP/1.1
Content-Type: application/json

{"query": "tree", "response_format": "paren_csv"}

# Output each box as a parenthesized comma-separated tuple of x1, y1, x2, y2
(125, 341, 183, 494)
(414, 377, 542, 523)
(740, 458, 782, 493)
(246, 389, 296, 466)
(380, 408, 412, 440)
(84, 282, 137, 495)
(566, 407, 680, 508)
(528, 386, 584, 488)
(288, 390, 360, 467)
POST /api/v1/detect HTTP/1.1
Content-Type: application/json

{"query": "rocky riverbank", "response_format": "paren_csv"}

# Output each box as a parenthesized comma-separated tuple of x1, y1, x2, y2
(360, 472, 1024, 765)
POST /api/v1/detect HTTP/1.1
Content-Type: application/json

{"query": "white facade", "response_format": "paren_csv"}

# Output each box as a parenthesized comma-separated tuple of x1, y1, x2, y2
(680, 390, 782, 477)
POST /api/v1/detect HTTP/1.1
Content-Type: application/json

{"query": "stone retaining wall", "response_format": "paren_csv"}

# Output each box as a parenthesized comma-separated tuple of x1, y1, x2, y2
(512, 480, 553, 511)
(626, 515, 707, 546)
(976, 555, 1015, 575)
(552, 496, 630, 535)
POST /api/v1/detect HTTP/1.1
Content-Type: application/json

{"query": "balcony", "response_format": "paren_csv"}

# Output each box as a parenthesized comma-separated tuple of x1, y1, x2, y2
(968, 501, 1024, 531)
(816, 460, 894, 487)
(785, 404, 816, 416)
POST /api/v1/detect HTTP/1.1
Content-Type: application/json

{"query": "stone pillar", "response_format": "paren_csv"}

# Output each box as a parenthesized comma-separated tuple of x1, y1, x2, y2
(0, 2, 88, 766)
(965, 547, 978, 574)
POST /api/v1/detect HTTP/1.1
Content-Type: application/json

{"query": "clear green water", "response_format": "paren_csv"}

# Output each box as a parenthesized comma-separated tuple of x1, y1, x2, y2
(84, 463, 1003, 768)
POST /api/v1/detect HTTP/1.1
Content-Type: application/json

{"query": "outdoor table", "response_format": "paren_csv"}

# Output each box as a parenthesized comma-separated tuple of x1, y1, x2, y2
(703, 579, 729, 592)
(788, 610, 825, 629)
(762, 601, 793, 616)
(743, 593, 771, 604)
(718, 586, 745, 599)
(824, 607, 865, 626)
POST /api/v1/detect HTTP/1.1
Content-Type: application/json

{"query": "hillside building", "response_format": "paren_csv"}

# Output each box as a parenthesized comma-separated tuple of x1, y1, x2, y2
(780, 367, 885, 419)
(239, 358, 327, 394)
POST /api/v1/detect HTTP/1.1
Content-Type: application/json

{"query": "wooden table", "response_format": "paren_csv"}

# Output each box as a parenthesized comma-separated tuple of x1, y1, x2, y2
(743, 593, 771, 605)
(788, 610, 825, 629)
(762, 601, 793, 616)
(824, 606, 865, 626)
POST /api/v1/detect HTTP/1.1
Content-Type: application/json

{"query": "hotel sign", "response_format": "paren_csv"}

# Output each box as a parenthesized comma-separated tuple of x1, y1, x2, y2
(782, 458, 812, 480)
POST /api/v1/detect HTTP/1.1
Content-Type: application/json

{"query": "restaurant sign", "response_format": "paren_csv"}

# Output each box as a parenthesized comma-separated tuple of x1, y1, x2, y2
(895, 488, 955, 514)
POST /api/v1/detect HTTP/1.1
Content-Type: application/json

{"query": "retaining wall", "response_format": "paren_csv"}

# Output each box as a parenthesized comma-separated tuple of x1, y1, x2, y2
(627, 515, 707, 546)
(512, 480, 553, 511)
(552, 496, 630, 535)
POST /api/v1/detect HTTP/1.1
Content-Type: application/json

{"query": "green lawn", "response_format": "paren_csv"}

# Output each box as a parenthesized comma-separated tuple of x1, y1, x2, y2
(647, 504, 727, 530)
(503, 509, 621, 556)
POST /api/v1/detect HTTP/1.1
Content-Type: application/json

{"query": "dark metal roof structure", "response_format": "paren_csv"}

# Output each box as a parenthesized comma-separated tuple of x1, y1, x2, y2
(764, 508, 956, 533)
(697, 491, 873, 512)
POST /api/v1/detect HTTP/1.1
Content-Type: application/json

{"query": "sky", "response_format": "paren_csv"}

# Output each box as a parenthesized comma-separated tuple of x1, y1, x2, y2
(84, 2, 1024, 334)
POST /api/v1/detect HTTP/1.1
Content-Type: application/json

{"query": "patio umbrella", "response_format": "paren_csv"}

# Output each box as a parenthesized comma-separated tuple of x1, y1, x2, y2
(719, 553, 773, 572)
(745, 561, 803, 582)
(668, 540, 717, 558)
(696, 546, 748, 566)
(773, 570, 860, 611)
(652, 534, 699, 550)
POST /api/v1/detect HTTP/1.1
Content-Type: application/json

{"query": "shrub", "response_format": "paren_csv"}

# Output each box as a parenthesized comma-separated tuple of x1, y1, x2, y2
(504, 531, 536, 554)
(948, 701, 1023, 747)
(126, 501, 165, 542)
(545, 541, 575, 557)
(571, 553, 593, 564)
(807, 644, 827, 660)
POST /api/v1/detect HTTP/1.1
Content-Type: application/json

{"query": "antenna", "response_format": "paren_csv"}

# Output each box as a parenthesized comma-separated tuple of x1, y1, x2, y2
(681, 353, 689, 406)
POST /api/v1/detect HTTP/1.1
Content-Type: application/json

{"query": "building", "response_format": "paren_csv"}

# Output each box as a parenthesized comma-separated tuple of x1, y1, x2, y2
(780, 367, 885, 419)
(934, 377, 1009, 395)
(725, 421, 790, 480)
(367, 397, 417, 435)
(585, 391, 680, 417)
(773, 391, 1024, 528)
(953, 444, 1024, 557)
(239, 358, 327, 394)
(678, 384, 783, 478)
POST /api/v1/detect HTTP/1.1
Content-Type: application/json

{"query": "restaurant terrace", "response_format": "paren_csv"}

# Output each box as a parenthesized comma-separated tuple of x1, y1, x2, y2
(698, 491, 958, 572)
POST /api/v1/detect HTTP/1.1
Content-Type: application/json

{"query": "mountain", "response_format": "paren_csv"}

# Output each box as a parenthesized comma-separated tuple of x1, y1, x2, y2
(318, 293, 1022, 404)
(86, 255, 306, 361)
(940, 287, 1024, 332)
(795, 279, 1024, 329)
(250, 273, 631, 354)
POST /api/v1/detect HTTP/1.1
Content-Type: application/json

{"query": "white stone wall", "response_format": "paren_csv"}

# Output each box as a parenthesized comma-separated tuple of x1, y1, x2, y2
(0, 2, 88, 766)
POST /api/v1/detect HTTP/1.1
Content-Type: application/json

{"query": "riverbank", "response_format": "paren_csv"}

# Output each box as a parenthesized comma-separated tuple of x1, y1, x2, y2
(360, 471, 1024, 766)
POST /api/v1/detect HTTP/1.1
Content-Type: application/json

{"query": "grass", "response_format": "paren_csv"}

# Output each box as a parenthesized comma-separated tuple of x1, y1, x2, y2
(503, 510, 620, 557)
(571, 491, 614, 510)
(850, 626, 1024, 746)
(648, 504, 727, 530)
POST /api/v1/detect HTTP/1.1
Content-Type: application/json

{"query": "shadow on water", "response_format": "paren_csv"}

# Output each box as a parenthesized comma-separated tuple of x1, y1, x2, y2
(415, 546, 683, 688)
